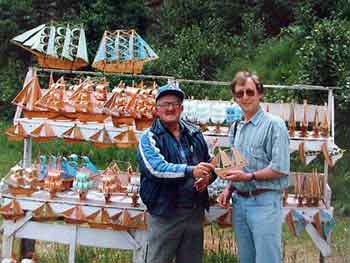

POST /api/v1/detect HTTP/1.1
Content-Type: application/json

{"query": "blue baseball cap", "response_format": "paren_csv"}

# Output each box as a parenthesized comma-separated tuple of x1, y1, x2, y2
(155, 83, 185, 102)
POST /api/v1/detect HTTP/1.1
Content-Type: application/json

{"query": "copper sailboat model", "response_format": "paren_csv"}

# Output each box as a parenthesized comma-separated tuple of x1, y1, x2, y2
(212, 148, 247, 179)
(89, 127, 113, 148)
(113, 128, 138, 148)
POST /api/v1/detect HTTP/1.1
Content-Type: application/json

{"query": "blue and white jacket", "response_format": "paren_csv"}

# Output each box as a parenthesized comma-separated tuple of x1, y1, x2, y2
(137, 117, 216, 217)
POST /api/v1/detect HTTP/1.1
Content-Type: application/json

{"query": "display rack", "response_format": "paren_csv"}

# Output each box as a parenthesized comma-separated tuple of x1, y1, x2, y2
(1, 68, 341, 262)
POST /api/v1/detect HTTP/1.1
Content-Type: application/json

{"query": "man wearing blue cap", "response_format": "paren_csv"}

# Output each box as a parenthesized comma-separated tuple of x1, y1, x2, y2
(137, 82, 216, 263)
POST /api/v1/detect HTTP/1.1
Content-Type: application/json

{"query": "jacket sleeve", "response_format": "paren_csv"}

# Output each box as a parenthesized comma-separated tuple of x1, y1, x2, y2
(198, 132, 217, 185)
(137, 130, 193, 183)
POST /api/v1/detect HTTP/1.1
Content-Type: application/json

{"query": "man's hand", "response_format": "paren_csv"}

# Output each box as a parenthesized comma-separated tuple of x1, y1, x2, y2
(194, 176, 210, 192)
(225, 169, 252, 182)
(217, 185, 233, 208)
(193, 162, 215, 178)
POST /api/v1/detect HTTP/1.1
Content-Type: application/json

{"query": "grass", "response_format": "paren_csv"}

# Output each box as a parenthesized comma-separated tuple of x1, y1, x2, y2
(0, 121, 349, 262)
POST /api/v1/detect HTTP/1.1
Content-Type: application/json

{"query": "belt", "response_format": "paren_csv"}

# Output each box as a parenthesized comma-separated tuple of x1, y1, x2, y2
(236, 189, 274, 198)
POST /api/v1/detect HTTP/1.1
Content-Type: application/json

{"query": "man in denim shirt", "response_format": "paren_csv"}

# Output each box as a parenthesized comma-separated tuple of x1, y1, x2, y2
(218, 71, 290, 263)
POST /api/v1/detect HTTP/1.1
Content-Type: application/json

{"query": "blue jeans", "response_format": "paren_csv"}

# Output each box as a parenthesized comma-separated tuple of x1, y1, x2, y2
(232, 191, 283, 263)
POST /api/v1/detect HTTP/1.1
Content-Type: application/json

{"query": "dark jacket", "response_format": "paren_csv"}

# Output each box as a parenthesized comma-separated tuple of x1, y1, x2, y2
(137, 117, 216, 217)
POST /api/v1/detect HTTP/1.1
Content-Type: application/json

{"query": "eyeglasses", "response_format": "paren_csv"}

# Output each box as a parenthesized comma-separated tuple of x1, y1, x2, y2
(234, 89, 256, 99)
(156, 102, 182, 109)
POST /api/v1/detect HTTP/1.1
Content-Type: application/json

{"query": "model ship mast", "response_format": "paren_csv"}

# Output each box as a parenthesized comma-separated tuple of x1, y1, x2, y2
(300, 100, 308, 137)
(288, 102, 296, 137)
(214, 148, 247, 178)
(312, 109, 320, 137)
(320, 103, 329, 137)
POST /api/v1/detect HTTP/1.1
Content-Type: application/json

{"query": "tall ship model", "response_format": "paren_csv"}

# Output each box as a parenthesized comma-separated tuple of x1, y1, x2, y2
(11, 23, 89, 70)
(92, 29, 158, 74)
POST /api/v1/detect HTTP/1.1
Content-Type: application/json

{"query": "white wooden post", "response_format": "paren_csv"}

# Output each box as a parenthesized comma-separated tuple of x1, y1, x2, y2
(1, 231, 14, 259)
(23, 137, 32, 168)
(68, 225, 78, 263)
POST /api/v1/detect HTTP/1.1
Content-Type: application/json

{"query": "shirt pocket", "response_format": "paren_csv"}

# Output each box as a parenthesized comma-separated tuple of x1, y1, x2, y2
(246, 144, 269, 170)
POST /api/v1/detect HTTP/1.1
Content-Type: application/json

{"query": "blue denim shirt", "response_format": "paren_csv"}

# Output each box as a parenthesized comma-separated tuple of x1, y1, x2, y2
(228, 107, 290, 191)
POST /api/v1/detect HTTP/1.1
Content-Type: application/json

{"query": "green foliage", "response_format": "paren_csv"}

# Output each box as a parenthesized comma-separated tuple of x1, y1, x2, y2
(297, 19, 350, 110)
(203, 251, 238, 263)
(79, 0, 149, 59)
(217, 33, 302, 103)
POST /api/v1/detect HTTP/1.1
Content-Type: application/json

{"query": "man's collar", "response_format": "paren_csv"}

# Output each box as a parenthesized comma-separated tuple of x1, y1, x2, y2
(152, 118, 198, 136)
(244, 107, 264, 126)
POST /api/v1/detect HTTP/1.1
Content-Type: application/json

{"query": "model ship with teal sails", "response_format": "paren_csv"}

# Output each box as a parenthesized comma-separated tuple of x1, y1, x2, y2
(11, 23, 89, 70)
(92, 29, 159, 74)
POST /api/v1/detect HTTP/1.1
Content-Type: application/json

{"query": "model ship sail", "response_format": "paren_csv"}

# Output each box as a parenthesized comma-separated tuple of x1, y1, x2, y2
(35, 77, 69, 112)
(300, 100, 308, 137)
(33, 202, 58, 221)
(89, 127, 112, 148)
(0, 199, 24, 220)
(86, 208, 118, 229)
(11, 23, 89, 70)
(288, 103, 296, 136)
(321, 104, 329, 137)
(105, 82, 137, 127)
(92, 29, 159, 74)
(62, 124, 84, 144)
(30, 123, 56, 142)
(214, 148, 247, 178)
(62, 205, 87, 224)
(6, 122, 28, 141)
(312, 109, 320, 137)
(12, 69, 42, 111)
(113, 129, 138, 148)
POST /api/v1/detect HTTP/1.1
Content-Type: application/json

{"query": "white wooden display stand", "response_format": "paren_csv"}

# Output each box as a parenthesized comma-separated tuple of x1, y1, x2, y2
(1, 68, 340, 262)
(1, 179, 148, 263)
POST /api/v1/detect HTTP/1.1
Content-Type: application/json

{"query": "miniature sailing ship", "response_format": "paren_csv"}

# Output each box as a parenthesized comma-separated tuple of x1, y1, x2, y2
(62, 124, 84, 144)
(303, 169, 323, 207)
(32, 202, 59, 221)
(6, 122, 28, 141)
(112, 209, 147, 230)
(294, 173, 305, 207)
(30, 123, 56, 142)
(92, 29, 158, 74)
(113, 129, 138, 148)
(99, 162, 128, 203)
(11, 23, 89, 70)
(133, 82, 157, 130)
(299, 100, 309, 137)
(34, 76, 77, 120)
(320, 104, 329, 137)
(104, 83, 137, 127)
(43, 169, 64, 198)
(89, 127, 113, 148)
(86, 208, 119, 229)
(62, 205, 87, 224)
(7, 166, 38, 196)
(312, 109, 320, 137)
(68, 79, 108, 122)
(213, 148, 248, 179)
(288, 103, 296, 137)
(294, 170, 323, 207)
(12, 69, 47, 119)
(0, 199, 24, 220)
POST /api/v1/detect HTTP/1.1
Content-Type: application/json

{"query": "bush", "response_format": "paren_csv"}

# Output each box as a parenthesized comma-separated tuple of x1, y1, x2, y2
(297, 19, 350, 110)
